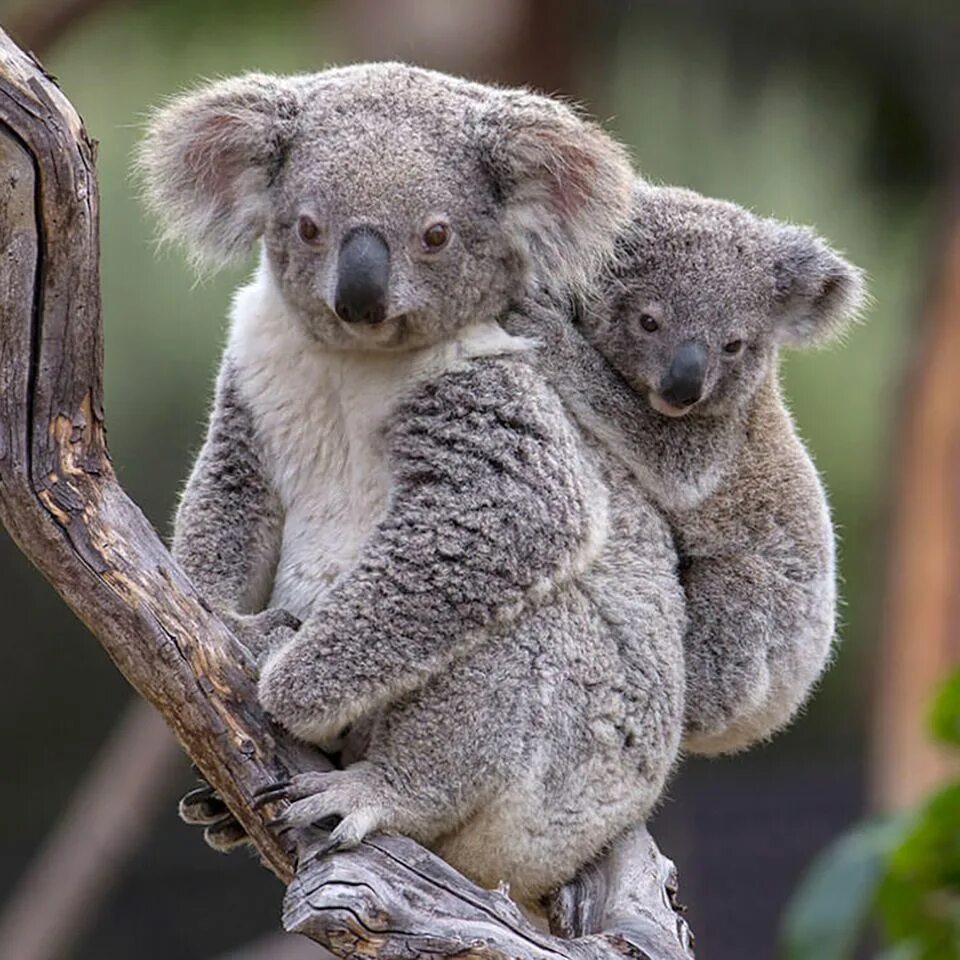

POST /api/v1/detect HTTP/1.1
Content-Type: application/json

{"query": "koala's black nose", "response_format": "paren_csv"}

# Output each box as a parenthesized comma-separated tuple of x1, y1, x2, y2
(334, 227, 390, 325)
(661, 341, 707, 407)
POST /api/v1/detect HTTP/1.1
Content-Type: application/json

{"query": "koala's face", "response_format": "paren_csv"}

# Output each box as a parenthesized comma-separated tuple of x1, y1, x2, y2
(138, 64, 634, 352)
(583, 186, 865, 418)
(263, 98, 514, 350)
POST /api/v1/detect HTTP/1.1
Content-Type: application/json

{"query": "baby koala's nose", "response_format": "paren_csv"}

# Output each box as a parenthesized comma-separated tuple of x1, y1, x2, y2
(660, 340, 707, 407)
(334, 226, 390, 325)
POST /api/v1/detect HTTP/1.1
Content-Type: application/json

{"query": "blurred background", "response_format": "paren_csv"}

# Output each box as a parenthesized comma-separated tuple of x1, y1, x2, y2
(0, 1, 957, 958)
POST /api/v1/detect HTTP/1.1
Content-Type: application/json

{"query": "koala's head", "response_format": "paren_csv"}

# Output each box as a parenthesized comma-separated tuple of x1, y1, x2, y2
(137, 64, 633, 351)
(582, 184, 867, 418)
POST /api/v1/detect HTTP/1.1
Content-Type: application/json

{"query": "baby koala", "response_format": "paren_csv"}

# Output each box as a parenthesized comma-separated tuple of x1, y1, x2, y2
(516, 183, 866, 755)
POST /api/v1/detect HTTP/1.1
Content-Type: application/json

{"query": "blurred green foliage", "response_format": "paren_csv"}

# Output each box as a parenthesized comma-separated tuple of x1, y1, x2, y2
(784, 670, 960, 959)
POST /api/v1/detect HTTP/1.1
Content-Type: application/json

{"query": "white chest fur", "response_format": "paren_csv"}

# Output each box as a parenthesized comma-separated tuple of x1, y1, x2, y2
(227, 265, 534, 618)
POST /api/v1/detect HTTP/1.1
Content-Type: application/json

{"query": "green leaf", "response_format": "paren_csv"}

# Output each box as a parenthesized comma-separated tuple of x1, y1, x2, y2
(781, 817, 909, 960)
(929, 670, 960, 747)
(877, 783, 960, 959)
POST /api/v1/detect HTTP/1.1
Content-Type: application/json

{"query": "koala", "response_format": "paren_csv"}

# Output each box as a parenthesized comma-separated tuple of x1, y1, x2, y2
(139, 64, 687, 904)
(507, 182, 866, 756)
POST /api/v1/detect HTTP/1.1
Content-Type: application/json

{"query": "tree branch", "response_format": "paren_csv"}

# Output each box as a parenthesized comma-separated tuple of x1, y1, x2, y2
(0, 28, 693, 960)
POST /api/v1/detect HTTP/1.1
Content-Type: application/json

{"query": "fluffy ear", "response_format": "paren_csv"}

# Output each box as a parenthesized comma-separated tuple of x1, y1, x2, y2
(136, 73, 301, 267)
(772, 224, 867, 346)
(479, 93, 635, 294)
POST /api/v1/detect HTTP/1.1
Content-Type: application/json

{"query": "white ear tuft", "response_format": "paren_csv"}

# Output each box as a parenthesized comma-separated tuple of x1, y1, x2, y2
(479, 93, 635, 295)
(135, 73, 301, 269)
(772, 224, 868, 346)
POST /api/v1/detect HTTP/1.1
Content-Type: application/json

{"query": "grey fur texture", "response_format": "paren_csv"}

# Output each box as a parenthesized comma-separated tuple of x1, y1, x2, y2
(507, 183, 866, 755)
(137, 63, 634, 303)
(149, 64, 686, 904)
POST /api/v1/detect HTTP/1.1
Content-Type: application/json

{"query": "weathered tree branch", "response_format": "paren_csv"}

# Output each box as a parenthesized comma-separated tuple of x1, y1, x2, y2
(0, 28, 693, 960)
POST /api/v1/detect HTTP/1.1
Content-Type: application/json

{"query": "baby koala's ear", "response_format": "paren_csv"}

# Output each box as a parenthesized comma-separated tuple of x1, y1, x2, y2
(771, 224, 867, 346)
(479, 92, 635, 294)
(136, 73, 301, 268)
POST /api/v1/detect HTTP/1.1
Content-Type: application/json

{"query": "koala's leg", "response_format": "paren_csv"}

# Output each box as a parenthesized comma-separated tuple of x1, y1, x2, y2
(269, 600, 682, 907)
(268, 635, 537, 857)
(680, 554, 835, 755)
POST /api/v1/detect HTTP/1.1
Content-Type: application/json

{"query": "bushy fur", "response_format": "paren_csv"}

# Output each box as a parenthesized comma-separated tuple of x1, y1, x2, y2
(145, 64, 685, 904)
(507, 183, 866, 755)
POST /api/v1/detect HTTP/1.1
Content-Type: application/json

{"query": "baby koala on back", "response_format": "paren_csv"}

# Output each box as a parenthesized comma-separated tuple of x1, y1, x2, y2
(522, 183, 866, 755)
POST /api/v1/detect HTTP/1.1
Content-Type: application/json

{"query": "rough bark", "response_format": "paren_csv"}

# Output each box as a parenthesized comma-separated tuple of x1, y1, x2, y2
(0, 27, 693, 960)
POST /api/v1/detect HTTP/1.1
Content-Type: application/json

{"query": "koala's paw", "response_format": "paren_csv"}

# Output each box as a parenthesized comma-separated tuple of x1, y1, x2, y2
(258, 655, 359, 751)
(221, 608, 301, 661)
(179, 780, 251, 852)
(257, 763, 390, 856)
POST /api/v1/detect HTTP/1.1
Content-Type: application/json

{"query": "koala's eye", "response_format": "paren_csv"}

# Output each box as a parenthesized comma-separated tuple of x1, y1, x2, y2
(723, 339, 745, 356)
(638, 313, 659, 333)
(421, 221, 451, 252)
(297, 215, 322, 245)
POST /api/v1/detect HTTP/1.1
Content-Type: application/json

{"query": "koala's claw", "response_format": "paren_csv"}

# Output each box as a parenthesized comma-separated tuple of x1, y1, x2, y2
(251, 779, 292, 809)
(312, 811, 378, 859)
(180, 783, 229, 825)
(264, 766, 384, 852)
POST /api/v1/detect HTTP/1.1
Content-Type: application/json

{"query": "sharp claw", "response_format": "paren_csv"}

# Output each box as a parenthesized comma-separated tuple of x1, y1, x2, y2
(252, 788, 290, 810)
(182, 784, 216, 803)
(254, 778, 291, 796)
(252, 780, 291, 809)
(180, 785, 228, 825)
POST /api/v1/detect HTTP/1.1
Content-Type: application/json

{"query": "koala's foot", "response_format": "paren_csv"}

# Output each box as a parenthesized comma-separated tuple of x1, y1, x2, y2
(259, 763, 391, 856)
(179, 780, 251, 852)
(179, 782, 227, 824)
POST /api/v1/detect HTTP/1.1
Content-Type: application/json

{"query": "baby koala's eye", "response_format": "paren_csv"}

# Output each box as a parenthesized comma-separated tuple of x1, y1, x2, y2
(421, 220, 451, 252)
(297, 215, 322, 245)
(723, 339, 745, 356)
(638, 313, 659, 333)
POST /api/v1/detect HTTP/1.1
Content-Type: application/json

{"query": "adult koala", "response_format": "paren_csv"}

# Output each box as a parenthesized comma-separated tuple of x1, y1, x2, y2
(139, 65, 686, 904)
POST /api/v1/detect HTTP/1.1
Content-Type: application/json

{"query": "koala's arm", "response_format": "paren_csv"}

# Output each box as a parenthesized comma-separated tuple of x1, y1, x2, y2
(173, 359, 293, 656)
(678, 428, 836, 755)
(258, 357, 605, 745)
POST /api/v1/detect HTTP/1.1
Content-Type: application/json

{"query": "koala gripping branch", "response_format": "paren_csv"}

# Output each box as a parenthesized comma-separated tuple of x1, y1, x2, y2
(0, 29, 693, 960)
